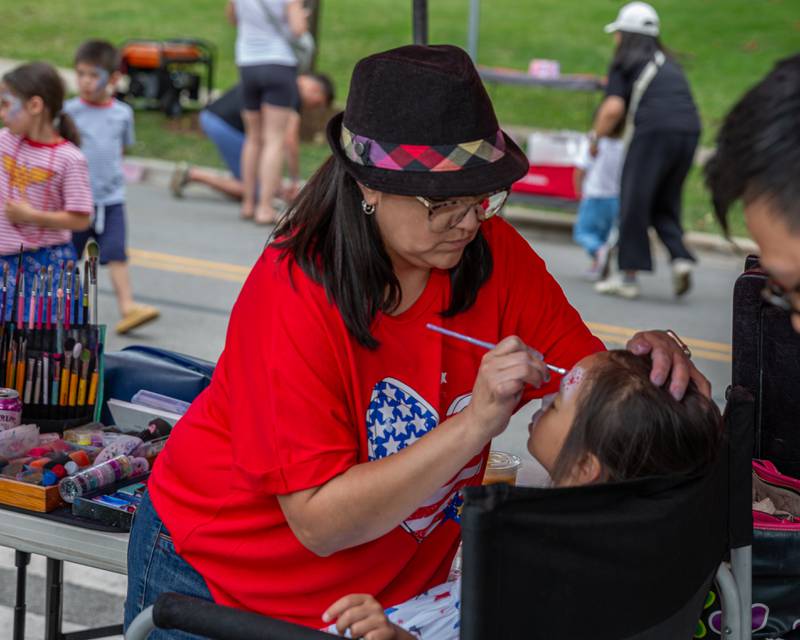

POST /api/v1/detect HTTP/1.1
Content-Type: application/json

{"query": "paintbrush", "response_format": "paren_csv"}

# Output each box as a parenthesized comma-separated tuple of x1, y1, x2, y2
(68, 341, 81, 406)
(425, 323, 568, 375)
(15, 273, 24, 331)
(77, 348, 90, 405)
(15, 338, 25, 397)
(27, 272, 37, 332)
(82, 262, 89, 326)
(56, 266, 65, 351)
(9, 245, 22, 325)
(23, 356, 34, 404)
(65, 260, 74, 331)
(42, 353, 49, 406)
(72, 265, 80, 328)
(5, 337, 15, 388)
(51, 354, 61, 407)
(36, 267, 44, 330)
(0, 262, 9, 323)
(87, 354, 99, 408)
(60, 337, 74, 406)
(45, 265, 53, 330)
(86, 240, 99, 326)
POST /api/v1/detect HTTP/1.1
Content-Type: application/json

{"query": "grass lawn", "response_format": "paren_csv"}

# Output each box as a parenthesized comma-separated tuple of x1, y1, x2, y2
(3, 0, 794, 236)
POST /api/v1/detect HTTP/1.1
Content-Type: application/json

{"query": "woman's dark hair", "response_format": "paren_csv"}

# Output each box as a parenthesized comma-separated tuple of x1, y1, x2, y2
(704, 54, 800, 234)
(611, 32, 668, 74)
(3, 62, 80, 146)
(551, 350, 722, 485)
(272, 156, 493, 349)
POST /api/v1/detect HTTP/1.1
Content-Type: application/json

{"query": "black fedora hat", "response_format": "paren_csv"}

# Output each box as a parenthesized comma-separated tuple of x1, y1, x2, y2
(327, 44, 529, 198)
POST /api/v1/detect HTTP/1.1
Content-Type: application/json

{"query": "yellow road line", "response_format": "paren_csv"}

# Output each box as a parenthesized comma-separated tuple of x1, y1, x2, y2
(587, 321, 731, 354)
(126, 248, 733, 363)
(592, 332, 731, 364)
(128, 248, 251, 276)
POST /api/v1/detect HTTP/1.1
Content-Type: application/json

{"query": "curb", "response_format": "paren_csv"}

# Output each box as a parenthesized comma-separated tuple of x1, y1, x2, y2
(125, 155, 756, 257)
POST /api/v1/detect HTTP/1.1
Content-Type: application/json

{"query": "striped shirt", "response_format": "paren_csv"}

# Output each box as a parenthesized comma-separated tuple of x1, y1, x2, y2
(64, 97, 135, 205)
(0, 128, 93, 255)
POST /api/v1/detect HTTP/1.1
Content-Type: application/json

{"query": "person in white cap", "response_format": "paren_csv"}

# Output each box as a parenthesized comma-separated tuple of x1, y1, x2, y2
(592, 2, 701, 300)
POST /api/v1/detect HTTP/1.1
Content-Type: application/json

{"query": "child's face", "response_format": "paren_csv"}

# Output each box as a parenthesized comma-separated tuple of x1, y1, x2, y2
(76, 63, 115, 102)
(526, 354, 597, 478)
(0, 85, 33, 135)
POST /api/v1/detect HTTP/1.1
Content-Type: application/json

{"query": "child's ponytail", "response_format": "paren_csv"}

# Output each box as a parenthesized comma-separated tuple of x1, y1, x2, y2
(55, 112, 81, 146)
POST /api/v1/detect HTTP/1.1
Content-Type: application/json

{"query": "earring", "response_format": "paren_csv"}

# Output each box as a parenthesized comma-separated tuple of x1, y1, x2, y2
(361, 200, 376, 215)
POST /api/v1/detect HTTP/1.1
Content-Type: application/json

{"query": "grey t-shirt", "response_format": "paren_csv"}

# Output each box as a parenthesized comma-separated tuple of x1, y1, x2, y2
(63, 97, 135, 206)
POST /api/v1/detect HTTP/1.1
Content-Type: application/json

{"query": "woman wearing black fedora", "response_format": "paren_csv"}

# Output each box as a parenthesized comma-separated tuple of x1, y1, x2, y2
(124, 45, 708, 635)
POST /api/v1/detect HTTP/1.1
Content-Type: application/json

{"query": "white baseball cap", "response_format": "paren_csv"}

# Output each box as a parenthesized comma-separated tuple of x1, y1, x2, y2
(604, 2, 660, 37)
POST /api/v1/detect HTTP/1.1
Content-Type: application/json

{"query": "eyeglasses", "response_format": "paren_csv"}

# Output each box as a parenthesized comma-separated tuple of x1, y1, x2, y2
(415, 189, 509, 233)
(761, 278, 800, 316)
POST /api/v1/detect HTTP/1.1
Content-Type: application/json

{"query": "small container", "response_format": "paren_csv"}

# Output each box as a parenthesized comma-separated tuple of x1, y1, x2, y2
(58, 455, 134, 503)
(0, 388, 23, 430)
(482, 451, 521, 486)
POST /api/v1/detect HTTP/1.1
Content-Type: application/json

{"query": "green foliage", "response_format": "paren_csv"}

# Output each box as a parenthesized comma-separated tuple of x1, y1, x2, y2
(4, 0, 793, 237)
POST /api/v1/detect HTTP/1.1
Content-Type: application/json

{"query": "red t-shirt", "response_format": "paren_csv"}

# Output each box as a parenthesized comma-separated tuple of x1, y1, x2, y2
(148, 217, 604, 628)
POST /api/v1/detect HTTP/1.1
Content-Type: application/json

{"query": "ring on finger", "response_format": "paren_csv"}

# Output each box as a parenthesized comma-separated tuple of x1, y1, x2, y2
(665, 329, 691, 359)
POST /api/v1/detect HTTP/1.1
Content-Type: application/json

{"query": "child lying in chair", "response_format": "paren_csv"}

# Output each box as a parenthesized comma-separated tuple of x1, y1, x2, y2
(321, 350, 722, 640)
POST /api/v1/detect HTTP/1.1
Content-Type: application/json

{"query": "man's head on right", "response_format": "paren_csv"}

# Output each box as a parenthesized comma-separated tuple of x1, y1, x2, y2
(298, 73, 335, 110)
(705, 54, 800, 331)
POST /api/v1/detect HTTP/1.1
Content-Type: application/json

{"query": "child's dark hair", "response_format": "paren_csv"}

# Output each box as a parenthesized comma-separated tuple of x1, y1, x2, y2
(74, 39, 121, 75)
(551, 350, 722, 485)
(2, 62, 80, 146)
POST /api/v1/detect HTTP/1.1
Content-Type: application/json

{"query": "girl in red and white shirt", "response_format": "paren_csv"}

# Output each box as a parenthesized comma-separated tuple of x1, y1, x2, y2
(0, 62, 92, 313)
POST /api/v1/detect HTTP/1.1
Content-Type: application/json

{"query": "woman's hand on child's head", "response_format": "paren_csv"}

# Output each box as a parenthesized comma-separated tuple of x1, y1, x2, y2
(466, 336, 550, 442)
(322, 594, 403, 639)
(5, 200, 36, 225)
(626, 330, 711, 401)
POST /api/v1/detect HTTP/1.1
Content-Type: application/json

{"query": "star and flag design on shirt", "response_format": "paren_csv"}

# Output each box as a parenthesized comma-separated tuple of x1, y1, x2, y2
(367, 377, 481, 542)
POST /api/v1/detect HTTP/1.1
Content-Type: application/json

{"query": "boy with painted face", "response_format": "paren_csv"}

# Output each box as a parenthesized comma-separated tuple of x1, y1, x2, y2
(64, 40, 159, 335)
(322, 350, 722, 640)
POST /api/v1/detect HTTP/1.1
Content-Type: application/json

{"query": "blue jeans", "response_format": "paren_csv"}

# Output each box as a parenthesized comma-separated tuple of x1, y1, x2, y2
(199, 110, 244, 179)
(124, 491, 215, 639)
(573, 196, 619, 257)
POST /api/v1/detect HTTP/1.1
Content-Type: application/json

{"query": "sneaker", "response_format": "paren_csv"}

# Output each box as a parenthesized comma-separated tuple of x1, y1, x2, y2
(672, 259, 694, 297)
(583, 260, 602, 282)
(595, 274, 640, 299)
(116, 304, 160, 335)
(169, 162, 190, 198)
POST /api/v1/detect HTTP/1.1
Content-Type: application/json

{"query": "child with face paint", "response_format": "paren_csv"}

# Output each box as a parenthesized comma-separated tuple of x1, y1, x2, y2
(322, 350, 721, 640)
(0, 62, 93, 307)
(64, 40, 159, 334)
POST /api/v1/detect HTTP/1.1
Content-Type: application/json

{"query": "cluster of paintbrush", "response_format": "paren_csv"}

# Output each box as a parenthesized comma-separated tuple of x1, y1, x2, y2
(0, 245, 102, 423)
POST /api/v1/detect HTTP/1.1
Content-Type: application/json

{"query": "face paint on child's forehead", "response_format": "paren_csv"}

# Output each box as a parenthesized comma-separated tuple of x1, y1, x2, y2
(560, 366, 586, 399)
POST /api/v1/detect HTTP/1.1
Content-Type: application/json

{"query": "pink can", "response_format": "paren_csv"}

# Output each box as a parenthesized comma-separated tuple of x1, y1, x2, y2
(0, 388, 22, 430)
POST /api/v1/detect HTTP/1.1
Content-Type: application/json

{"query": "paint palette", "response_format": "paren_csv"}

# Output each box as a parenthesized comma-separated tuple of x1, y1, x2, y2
(71, 480, 146, 530)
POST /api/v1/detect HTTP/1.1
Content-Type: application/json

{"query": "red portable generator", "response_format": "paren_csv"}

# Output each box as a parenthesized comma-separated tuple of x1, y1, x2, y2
(118, 39, 215, 117)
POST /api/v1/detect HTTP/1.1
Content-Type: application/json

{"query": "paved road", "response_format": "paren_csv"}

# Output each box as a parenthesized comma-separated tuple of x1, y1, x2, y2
(0, 179, 744, 637)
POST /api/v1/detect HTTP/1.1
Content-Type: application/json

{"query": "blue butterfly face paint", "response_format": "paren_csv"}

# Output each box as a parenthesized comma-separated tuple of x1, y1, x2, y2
(0, 90, 24, 124)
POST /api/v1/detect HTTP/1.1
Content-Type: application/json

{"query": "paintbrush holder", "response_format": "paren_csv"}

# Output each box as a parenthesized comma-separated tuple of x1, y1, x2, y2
(0, 322, 106, 434)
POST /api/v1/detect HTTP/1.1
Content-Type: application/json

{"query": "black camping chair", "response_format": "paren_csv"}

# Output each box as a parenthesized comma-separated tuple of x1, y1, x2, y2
(458, 385, 752, 640)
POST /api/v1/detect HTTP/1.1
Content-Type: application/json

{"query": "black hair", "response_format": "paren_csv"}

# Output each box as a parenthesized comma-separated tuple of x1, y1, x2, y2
(550, 351, 722, 485)
(611, 32, 668, 74)
(74, 39, 121, 75)
(271, 156, 493, 349)
(306, 72, 335, 107)
(2, 62, 80, 146)
(704, 54, 800, 233)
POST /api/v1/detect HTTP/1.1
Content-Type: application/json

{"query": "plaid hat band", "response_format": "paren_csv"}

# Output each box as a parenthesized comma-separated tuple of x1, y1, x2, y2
(341, 124, 507, 173)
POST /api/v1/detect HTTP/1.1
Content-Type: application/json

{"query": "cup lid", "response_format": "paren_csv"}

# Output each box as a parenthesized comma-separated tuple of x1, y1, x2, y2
(487, 451, 521, 470)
